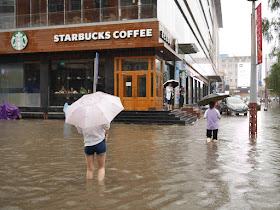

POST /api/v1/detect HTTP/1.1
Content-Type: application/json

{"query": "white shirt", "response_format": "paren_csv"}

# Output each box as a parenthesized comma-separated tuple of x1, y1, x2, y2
(166, 86, 173, 100)
(76, 124, 110, 146)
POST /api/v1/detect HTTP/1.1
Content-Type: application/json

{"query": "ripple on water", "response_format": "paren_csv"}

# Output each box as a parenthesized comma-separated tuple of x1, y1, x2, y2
(0, 206, 23, 210)
(1, 109, 280, 209)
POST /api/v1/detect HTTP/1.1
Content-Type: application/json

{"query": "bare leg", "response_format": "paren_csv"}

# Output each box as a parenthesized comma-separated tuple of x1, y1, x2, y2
(85, 155, 95, 179)
(96, 154, 106, 181)
(168, 104, 172, 110)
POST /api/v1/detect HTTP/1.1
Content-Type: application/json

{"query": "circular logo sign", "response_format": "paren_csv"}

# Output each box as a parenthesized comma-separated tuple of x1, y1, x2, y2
(11, 31, 28, 50)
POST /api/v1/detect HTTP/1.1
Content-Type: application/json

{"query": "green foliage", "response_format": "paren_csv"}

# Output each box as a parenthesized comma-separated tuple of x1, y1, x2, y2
(269, 0, 280, 12)
(264, 1, 280, 98)
(262, 0, 280, 57)
(268, 62, 280, 95)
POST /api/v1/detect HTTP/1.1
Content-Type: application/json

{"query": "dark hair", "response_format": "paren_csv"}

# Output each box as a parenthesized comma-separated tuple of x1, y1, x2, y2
(209, 101, 215, 109)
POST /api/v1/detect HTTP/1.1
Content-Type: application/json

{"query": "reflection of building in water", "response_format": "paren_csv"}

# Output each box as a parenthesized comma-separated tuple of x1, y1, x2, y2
(63, 123, 73, 139)
(0, 0, 223, 111)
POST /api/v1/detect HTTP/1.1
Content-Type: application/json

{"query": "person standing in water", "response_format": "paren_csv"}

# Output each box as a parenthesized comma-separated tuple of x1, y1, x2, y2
(203, 101, 221, 143)
(76, 124, 109, 180)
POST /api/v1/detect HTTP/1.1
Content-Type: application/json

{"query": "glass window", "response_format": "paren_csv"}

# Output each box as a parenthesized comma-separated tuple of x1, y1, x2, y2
(31, 0, 40, 27)
(137, 75, 146, 97)
(151, 73, 153, 97)
(120, 0, 136, 7)
(23, 63, 41, 93)
(156, 75, 158, 97)
(40, 0, 48, 26)
(48, 0, 64, 25)
(67, 0, 81, 24)
(123, 75, 132, 97)
(48, 0, 64, 12)
(116, 74, 119, 96)
(141, 0, 157, 19)
(158, 76, 161, 97)
(122, 58, 149, 71)
(120, 0, 156, 20)
(83, 0, 100, 23)
(16, 0, 30, 28)
(70, 0, 81, 11)
(150, 58, 154, 71)
(120, 0, 138, 20)
(0, 63, 24, 90)
(0, 62, 41, 107)
(0, 0, 15, 29)
(102, 0, 118, 22)
(156, 59, 161, 72)
(50, 59, 95, 106)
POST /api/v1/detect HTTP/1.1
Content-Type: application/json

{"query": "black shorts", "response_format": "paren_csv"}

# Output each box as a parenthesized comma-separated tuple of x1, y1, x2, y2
(206, 129, 218, 140)
(84, 140, 106, 155)
(167, 99, 173, 105)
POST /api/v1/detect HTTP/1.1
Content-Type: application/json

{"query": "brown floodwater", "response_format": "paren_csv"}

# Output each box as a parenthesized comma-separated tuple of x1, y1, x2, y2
(1, 103, 280, 209)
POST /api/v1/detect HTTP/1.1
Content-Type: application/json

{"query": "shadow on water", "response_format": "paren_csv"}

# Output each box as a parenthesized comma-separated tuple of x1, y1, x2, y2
(0, 103, 280, 209)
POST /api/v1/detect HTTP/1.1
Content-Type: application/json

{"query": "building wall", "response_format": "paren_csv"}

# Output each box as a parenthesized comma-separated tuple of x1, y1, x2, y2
(0, 0, 223, 108)
(157, 0, 221, 77)
(0, 0, 157, 29)
(219, 56, 251, 91)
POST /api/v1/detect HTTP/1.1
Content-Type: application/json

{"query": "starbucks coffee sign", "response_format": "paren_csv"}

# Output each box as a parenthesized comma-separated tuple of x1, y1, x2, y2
(54, 29, 153, 42)
(11, 31, 28, 50)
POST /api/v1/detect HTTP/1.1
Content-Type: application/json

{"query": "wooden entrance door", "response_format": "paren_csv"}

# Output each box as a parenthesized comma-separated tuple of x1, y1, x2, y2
(121, 72, 148, 110)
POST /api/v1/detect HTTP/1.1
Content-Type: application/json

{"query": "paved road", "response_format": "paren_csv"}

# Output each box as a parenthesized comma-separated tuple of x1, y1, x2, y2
(0, 102, 279, 209)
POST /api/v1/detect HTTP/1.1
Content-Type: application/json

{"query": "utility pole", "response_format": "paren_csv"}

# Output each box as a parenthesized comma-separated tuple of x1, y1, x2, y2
(248, 0, 258, 136)
(264, 55, 268, 111)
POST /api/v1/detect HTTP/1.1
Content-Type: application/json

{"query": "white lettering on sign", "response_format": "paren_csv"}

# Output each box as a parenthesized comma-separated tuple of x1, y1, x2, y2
(160, 31, 171, 45)
(54, 29, 153, 42)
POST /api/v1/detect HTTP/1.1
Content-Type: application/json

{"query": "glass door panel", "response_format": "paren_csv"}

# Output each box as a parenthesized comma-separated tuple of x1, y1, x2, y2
(137, 75, 146, 97)
(123, 75, 133, 97)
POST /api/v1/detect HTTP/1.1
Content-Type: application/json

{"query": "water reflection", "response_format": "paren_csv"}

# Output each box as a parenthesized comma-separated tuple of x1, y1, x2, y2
(0, 103, 280, 209)
(63, 123, 73, 139)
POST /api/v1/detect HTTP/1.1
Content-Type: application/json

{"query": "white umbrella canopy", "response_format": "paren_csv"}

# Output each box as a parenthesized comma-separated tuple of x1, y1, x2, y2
(65, 92, 124, 129)
(163, 79, 179, 88)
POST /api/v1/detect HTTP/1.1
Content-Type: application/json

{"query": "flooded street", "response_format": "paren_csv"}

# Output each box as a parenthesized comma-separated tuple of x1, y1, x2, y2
(1, 103, 280, 209)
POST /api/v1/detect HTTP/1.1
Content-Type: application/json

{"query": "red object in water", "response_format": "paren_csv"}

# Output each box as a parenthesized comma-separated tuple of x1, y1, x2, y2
(249, 103, 257, 136)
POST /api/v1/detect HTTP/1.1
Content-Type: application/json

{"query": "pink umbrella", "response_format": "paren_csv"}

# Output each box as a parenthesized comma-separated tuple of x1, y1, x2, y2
(65, 92, 123, 129)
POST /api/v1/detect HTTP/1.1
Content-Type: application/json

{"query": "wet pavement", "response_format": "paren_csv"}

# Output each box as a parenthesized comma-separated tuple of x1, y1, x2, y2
(1, 102, 280, 209)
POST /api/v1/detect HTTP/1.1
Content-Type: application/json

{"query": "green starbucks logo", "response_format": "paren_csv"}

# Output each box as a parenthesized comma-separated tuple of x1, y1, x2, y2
(11, 31, 28, 50)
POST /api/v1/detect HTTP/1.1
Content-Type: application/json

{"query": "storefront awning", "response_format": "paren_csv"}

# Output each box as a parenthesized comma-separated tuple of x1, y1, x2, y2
(156, 43, 182, 61)
(207, 75, 223, 82)
(178, 43, 198, 54)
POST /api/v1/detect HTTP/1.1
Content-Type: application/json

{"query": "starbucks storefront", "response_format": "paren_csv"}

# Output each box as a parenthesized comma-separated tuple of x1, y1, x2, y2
(0, 21, 178, 111)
